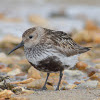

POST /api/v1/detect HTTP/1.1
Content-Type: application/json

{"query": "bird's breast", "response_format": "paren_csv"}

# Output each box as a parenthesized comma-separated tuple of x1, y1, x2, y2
(24, 46, 58, 65)
(24, 46, 79, 71)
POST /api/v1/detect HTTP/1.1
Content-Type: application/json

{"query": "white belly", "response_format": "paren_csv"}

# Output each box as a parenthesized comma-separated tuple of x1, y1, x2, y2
(59, 54, 79, 69)
(25, 47, 79, 69)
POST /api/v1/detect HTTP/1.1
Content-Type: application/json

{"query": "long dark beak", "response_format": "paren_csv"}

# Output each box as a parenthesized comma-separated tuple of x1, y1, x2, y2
(8, 41, 24, 55)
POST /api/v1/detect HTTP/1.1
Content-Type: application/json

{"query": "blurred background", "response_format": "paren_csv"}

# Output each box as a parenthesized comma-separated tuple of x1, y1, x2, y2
(0, 0, 100, 97)
(0, 0, 100, 38)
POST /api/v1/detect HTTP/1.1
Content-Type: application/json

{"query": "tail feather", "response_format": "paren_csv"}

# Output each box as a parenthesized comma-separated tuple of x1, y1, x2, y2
(78, 47, 91, 54)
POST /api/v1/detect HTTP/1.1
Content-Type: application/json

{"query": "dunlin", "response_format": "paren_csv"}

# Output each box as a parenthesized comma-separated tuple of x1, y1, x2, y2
(9, 27, 91, 90)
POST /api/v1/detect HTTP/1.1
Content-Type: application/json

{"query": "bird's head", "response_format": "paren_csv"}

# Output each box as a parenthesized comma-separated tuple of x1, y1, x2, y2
(8, 27, 46, 54)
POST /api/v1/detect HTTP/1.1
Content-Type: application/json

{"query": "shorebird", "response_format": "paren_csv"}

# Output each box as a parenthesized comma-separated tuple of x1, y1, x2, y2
(8, 27, 91, 90)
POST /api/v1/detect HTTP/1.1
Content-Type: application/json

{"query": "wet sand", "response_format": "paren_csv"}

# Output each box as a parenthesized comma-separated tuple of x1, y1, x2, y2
(11, 89, 100, 100)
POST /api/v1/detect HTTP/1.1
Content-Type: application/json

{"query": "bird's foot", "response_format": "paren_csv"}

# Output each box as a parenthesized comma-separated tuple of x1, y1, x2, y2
(41, 86, 47, 90)
(34, 86, 47, 91)
(55, 88, 60, 91)
(55, 89, 60, 91)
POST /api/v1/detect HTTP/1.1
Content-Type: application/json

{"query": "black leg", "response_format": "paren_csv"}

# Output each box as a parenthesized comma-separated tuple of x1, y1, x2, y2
(56, 71, 63, 91)
(41, 73, 50, 90)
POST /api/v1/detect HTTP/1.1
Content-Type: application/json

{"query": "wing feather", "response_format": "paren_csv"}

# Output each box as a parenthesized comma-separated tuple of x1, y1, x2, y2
(45, 29, 90, 56)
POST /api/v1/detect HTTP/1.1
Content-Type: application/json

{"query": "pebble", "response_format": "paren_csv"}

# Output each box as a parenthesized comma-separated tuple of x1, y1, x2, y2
(0, 89, 14, 99)
(95, 64, 100, 69)
(12, 87, 34, 95)
(26, 79, 45, 89)
(90, 73, 100, 81)
(76, 80, 98, 89)
(64, 69, 87, 81)
(27, 66, 41, 79)
(46, 84, 54, 90)
(0, 67, 12, 73)
(76, 61, 88, 70)
(26, 79, 53, 90)
(66, 84, 77, 89)
(7, 68, 22, 76)
(11, 78, 35, 85)
(74, 81, 81, 85)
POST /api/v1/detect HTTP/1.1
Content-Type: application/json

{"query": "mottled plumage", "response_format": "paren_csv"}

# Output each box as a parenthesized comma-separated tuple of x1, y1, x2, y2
(9, 27, 91, 90)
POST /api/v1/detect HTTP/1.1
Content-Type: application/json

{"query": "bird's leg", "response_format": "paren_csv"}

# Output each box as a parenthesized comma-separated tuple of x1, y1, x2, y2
(41, 72, 50, 90)
(55, 71, 63, 91)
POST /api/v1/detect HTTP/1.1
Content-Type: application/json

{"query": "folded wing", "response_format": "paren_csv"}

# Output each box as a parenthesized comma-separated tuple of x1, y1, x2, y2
(47, 30, 91, 56)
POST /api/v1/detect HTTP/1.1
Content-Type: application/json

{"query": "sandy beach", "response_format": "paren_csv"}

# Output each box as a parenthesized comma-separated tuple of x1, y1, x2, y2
(10, 89, 100, 100)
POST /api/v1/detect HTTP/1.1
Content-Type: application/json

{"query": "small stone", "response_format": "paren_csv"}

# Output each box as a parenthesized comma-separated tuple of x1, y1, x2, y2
(47, 78, 54, 86)
(0, 63, 6, 69)
(90, 73, 100, 81)
(26, 79, 45, 89)
(87, 67, 100, 77)
(74, 81, 81, 85)
(95, 64, 100, 69)
(88, 71, 96, 77)
(46, 85, 54, 90)
(66, 84, 77, 89)
(76, 80, 98, 89)
(80, 80, 85, 83)
(7, 68, 22, 76)
(64, 69, 87, 81)
(16, 72, 26, 77)
(18, 59, 29, 65)
(12, 87, 22, 95)
(41, 72, 59, 79)
(76, 61, 88, 70)
(11, 78, 35, 85)
(61, 80, 68, 85)
(0, 67, 12, 73)
(0, 90, 14, 99)
(49, 73, 59, 77)
(21, 89, 34, 95)
(12, 87, 34, 95)
(26, 78, 54, 90)
(27, 66, 41, 79)
(0, 82, 15, 90)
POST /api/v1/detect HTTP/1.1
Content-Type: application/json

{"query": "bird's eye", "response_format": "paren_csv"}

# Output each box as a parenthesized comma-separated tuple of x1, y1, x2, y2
(29, 35, 33, 39)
